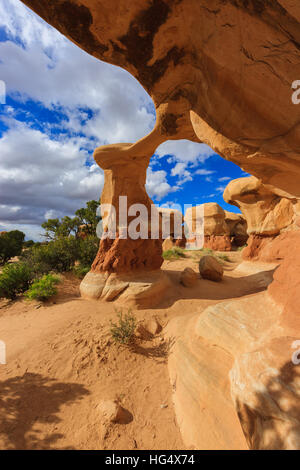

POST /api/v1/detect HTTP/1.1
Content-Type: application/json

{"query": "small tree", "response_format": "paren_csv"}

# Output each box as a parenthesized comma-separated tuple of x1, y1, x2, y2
(0, 230, 25, 265)
(41, 200, 100, 241)
(75, 200, 100, 236)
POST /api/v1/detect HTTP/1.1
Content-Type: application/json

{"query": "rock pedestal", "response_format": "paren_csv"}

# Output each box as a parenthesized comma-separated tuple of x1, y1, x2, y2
(80, 142, 172, 307)
(223, 176, 299, 260)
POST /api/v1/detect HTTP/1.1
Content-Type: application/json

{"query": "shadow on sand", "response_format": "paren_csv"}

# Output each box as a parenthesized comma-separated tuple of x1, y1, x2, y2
(155, 266, 277, 309)
(0, 372, 90, 449)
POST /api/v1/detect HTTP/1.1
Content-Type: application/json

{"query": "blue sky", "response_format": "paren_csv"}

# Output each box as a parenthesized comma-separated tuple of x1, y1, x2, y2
(0, 0, 247, 240)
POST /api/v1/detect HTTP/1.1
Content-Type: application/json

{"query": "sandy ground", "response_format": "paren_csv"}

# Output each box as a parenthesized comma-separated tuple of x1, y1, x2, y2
(0, 251, 276, 450)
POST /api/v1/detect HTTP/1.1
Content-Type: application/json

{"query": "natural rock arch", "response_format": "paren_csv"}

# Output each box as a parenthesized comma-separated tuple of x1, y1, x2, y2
(20, 0, 300, 195)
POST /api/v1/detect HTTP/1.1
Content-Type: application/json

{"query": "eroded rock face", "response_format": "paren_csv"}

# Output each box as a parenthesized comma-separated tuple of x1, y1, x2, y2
(167, 263, 300, 450)
(224, 176, 299, 259)
(91, 143, 163, 274)
(80, 269, 172, 308)
(224, 211, 248, 247)
(21, 0, 300, 197)
(79, 142, 170, 306)
(224, 176, 296, 236)
(185, 203, 232, 251)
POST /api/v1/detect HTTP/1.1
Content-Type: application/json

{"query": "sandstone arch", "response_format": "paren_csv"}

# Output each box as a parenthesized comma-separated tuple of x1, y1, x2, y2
(20, 0, 300, 196)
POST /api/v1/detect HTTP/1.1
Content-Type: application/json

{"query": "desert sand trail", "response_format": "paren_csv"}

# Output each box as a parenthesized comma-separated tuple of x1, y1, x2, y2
(0, 252, 276, 450)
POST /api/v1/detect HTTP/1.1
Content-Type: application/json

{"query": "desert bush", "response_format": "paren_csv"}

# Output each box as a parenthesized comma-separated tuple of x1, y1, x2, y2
(21, 237, 79, 274)
(73, 264, 90, 279)
(0, 263, 33, 300)
(162, 247, 186, 260)
(25, 274, 60, 301)
(237, 245, 247, 251)
(110, 310, 137, 345)
(0, 230, 25, 265)
(217, 254, 230, 262)
(21, 236, 98, 275)
(77, 236, 98, 266)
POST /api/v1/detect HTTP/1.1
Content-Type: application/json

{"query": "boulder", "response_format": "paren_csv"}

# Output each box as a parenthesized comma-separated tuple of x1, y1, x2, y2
(199, 255, 223, 282)
(162, 237, 174, 252)
(180, 267, 198, 287)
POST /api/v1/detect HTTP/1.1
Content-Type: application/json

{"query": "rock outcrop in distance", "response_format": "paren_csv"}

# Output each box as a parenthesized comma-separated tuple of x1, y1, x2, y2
(185, 202, 247, 251)
(223, 176, 300, 260)
(159, 207, 186, 249)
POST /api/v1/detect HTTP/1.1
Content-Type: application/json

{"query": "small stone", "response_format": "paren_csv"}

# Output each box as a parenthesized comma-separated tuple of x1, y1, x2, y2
(160, 404, 168, 409)
(180, 267, 198, 287)
(162, 237, 174, 251)
(136, 318, 162, 339)
(97, 399, 128, 424)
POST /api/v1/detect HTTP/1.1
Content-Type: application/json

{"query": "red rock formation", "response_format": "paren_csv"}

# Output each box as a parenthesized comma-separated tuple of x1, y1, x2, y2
(79, 142, 171, 306)
(90, 143, 163, 274)
(224, 211, 248, 247)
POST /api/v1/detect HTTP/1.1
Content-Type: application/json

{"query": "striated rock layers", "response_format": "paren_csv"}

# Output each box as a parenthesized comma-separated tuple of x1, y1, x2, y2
(224, 176, 299, 260)
(224, 211, 248, 247)
(80, 142, 171, 307)
(167, 257, 300, 449)
(185, 203, 234, 251)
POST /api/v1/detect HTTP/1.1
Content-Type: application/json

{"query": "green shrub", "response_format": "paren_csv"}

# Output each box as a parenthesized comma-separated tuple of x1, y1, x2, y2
(218, 254, 230, 262)
(21, 237, 79, 274)
(73, 264, 90, 279)
(110, 310, 137, 345)
(77, 236, 98, 266)
(162, 247, 186, 260)
(21, 236, 98, 275)
(25, 274, 60, 301)
(0, 263, 33, 300)
(237, 245, 247, 251)
(0, 230, 25, 265)
(200, 247, 213, 255)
